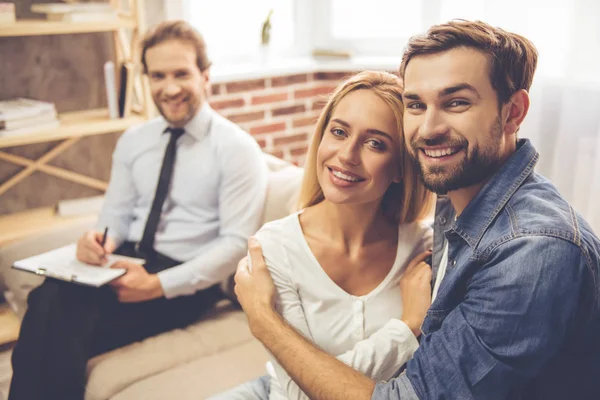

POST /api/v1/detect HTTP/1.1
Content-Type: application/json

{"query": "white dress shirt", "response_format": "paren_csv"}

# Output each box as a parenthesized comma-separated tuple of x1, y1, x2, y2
(254, 212, 433, 400)
(96, 103, 268, 298)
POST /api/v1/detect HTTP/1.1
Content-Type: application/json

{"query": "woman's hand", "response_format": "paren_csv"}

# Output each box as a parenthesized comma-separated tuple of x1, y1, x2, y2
(400, 250, 433, 338)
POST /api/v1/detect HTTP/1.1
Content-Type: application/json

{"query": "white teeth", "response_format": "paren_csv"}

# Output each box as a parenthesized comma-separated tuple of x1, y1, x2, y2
(331, 169, 360, 182)
(424, 147, 459, 158)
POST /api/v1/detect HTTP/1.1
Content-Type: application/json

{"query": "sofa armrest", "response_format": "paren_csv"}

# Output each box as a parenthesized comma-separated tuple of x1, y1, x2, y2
(0, 217, 96, 317)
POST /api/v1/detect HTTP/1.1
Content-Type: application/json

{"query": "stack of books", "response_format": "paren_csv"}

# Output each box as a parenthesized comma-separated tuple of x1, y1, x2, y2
(31, 2, 117, 22)
(0, 98, 59, 137)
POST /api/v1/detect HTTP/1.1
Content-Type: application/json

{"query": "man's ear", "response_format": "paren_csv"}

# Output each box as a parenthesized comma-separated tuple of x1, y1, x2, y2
(202, 67, 211, 82)
(502, 89, 530, 135)
(202, 68, 211, 97)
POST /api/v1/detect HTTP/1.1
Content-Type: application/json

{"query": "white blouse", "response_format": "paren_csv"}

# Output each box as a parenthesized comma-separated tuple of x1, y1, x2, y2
(254, 212, 433, 400)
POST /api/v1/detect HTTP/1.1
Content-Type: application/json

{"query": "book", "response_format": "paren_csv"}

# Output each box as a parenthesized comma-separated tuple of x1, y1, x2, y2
(0, 119, 60, 137)
(0, 98, 56, 122)
(30, 2, 113, 14)
(118, 62, 135, 117)
(12, 243, 143, 287)
(45, 12, 118, 22)
(0, 2, 15, 25)
(0, 110, 57, 130)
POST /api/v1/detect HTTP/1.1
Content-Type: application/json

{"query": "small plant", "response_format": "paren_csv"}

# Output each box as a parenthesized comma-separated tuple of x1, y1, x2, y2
(261, 9, 273, 46)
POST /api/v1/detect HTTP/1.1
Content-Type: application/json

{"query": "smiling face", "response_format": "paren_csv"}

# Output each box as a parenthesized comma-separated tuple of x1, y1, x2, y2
(316, 89, 401, 207)
(402, 47, 514, 194)
(146, 39, 208, 127)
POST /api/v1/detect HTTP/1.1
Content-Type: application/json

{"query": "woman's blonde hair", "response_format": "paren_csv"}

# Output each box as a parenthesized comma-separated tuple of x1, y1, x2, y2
(297, 70, 433, 224)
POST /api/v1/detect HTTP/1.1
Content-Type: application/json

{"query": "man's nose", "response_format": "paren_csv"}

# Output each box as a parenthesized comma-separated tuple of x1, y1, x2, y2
(164, 79, 182, 97)
(418, 108, 449, 140)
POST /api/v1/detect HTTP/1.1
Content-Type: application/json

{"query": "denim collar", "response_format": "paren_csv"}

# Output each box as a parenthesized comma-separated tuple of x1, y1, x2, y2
(452, 139, 539, 248)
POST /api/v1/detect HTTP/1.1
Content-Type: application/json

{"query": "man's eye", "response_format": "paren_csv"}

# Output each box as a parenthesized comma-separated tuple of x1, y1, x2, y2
(176, 72, 189, 79)
(406, 102, 424, 110)
(447, 100, 470, 108)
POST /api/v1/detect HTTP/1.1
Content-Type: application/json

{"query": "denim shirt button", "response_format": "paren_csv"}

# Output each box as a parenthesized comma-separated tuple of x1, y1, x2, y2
(438, 216, 447, 225)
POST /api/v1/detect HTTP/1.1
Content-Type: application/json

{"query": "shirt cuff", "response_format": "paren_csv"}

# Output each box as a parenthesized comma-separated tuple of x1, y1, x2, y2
(157, 265, 198, 299)
(387, 319, 420, 353)
(372, 373, 420, 400)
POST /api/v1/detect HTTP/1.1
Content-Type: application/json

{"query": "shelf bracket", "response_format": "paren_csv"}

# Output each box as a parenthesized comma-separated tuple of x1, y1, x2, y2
(0, 138, 108, 196)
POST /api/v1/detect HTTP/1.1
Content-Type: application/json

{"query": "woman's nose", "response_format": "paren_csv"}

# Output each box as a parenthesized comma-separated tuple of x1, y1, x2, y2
(338, 139, 361, 166)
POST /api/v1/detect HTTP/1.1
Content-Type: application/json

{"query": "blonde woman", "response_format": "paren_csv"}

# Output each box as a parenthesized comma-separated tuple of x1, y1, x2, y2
(214, 71, 434, 400)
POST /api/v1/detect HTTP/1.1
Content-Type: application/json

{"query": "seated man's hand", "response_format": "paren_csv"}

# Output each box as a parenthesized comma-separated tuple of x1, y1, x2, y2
(400, 250, 433, 338)
(234, 237, 277, 337)
(76, 230, 117, 266)
(109, 261, 164, 303)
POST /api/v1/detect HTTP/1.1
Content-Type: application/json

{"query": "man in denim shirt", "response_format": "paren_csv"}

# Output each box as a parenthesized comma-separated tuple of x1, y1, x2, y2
(234, 20, 600, 399)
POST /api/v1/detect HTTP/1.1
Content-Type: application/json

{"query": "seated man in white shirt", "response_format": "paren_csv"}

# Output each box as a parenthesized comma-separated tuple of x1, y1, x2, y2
(9, 20, 268, 400)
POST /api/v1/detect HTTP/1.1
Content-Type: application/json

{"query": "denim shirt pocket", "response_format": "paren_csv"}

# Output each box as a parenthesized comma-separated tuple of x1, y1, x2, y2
(421, 308, 451, 336)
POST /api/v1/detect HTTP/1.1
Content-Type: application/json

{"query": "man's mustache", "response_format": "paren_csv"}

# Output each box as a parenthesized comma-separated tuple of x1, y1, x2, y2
(410, 136, 468, 149)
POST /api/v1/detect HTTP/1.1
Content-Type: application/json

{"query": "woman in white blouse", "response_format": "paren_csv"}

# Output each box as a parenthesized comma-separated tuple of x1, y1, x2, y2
(215, 70, 434, 400)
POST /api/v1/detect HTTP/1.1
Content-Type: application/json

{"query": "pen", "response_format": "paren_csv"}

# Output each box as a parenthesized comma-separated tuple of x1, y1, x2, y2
(101, 227, 108, 253)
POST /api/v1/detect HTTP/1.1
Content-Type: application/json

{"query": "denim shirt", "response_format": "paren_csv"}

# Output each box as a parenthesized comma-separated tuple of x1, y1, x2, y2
(374, 139, 600, 399)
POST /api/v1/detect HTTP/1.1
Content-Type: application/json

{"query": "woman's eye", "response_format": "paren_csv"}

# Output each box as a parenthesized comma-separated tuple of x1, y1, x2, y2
(367, 139, 386, 151)
(331, 128, 346, 137)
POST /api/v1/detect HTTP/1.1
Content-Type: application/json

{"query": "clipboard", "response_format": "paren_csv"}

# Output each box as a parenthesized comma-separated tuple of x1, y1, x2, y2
(12, 244, 143, 287)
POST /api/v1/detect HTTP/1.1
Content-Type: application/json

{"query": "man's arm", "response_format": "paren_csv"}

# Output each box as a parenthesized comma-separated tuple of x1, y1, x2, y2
(377, 237, 586, 400)
(235, 239, 376, 400)
(159, 137, 268, 298)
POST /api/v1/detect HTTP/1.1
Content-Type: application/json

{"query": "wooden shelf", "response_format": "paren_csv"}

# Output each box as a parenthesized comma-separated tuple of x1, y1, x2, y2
(0, 109, 145, 149)
(0, 18, 136, 37)
(0, 206, 96, 248)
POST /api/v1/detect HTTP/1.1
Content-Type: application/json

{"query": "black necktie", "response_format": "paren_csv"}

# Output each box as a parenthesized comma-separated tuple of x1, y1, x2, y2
(138, 127, 185, 256)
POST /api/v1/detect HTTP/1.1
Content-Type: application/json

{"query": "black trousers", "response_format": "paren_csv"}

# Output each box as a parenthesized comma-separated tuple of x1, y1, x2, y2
(9, 242, 224, 400)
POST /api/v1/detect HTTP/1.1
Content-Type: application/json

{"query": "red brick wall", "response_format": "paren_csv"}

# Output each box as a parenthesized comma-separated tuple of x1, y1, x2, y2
(210, 71, 355, 166)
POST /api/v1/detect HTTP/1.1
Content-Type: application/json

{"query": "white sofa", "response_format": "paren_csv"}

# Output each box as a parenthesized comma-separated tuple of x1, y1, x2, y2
(0, 153, 303, 399)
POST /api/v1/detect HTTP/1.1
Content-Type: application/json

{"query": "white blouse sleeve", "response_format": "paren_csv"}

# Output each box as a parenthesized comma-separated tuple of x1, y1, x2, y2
(257, 225, 428, 400)
(255, 229, 315, 400)
(335, 318, 418, 380)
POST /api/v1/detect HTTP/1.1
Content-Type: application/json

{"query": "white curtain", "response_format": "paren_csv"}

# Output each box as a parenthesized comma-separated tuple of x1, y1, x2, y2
(438, 0, 600, 235)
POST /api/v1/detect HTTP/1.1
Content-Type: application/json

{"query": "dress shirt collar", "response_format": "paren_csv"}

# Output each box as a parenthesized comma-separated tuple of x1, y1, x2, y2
(162, 102, 213, 141)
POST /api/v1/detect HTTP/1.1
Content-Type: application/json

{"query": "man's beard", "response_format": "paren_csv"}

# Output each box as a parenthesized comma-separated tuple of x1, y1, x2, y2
(411, 119, 503, 195)
(154, 96, 196, 126)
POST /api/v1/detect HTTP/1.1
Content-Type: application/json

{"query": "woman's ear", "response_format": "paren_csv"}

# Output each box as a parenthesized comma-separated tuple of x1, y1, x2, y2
(503, 89, 530, 136)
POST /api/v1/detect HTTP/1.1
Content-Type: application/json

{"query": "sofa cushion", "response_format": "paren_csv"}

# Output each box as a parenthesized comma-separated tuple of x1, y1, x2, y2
(85, 300, 258, 400)
(263, 156, 303, 224)
(111, 340, 269, 400)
